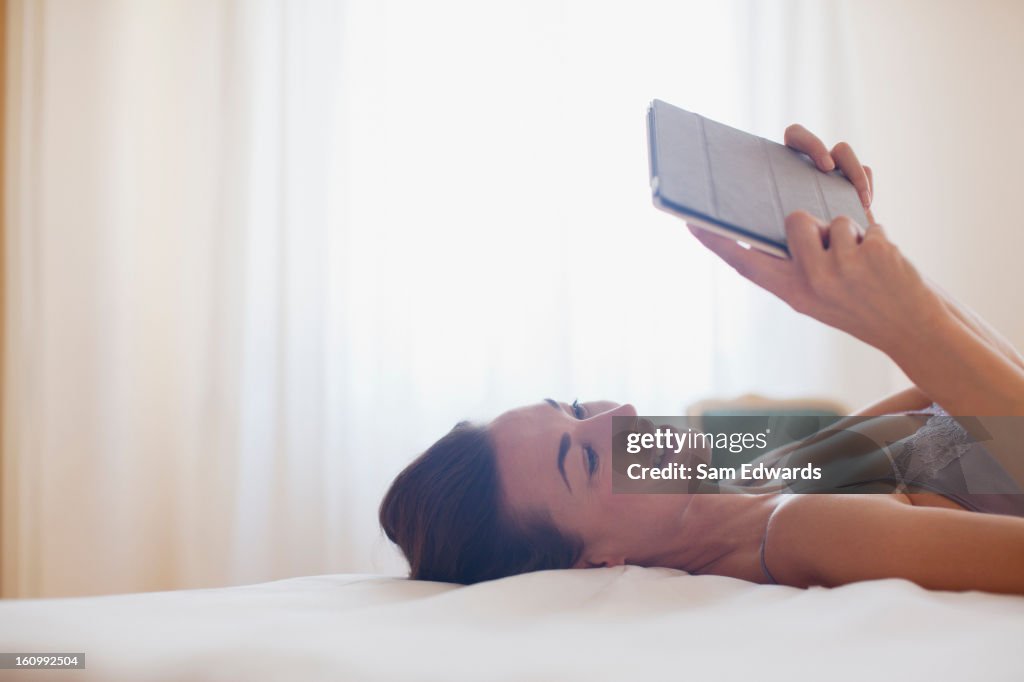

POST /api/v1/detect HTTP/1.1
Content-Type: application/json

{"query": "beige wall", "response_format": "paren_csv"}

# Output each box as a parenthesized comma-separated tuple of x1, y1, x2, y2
(847, 0, 1024, 385)
(0, 0, 7, 596)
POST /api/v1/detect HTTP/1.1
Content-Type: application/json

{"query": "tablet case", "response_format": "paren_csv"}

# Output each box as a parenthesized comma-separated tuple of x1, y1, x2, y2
(647, 99, 868, 257)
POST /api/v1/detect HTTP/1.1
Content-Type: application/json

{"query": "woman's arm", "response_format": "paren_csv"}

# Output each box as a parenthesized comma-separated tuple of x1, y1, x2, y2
(688, 126, 1024, 416)
(690, 217, 1024, 416)
(851, 291, 1024, 417)
(790, 134, 1024, 412)
(885, 308, 1024, 416)
(768, 494, 1024, 595)
(848, 289, 1024, 417)
(929, 279, 1024, 372)
(853, 386, 932, 416)
(819, 146, 1024, 376)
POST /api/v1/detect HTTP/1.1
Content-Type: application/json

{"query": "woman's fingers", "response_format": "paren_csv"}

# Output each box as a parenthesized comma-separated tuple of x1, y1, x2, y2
(784, 124, 835, 172)
(864, 222, 889, 243)
(686, 224, 788, 290)
(785, 211, 829, 277)
(784, 124, 875, 217)
(829, 216, 862, 253)
(863, 165, 876, 224)
(831, 142, 872, 210)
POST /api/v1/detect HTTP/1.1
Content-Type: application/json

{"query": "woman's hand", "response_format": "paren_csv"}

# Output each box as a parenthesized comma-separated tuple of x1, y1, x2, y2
(782, 124, 875, 222)
(689, 125, 1024, 417)
(687, 124, 948, 353)
(689, 214, 946, 353)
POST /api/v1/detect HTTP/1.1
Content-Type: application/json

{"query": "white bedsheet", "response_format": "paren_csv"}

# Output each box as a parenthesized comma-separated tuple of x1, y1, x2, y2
(1, 567, 1023, 681)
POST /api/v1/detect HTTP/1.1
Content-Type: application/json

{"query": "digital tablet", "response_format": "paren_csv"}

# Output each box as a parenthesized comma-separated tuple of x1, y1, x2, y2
(646, 99, 868, 257)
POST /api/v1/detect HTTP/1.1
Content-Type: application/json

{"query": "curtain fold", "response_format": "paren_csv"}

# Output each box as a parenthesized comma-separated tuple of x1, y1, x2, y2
(3, 0, 883, 598)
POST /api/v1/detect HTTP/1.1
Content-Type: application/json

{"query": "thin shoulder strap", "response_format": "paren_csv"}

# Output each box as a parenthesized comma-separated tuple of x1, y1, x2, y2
(759, 502, 784, 585)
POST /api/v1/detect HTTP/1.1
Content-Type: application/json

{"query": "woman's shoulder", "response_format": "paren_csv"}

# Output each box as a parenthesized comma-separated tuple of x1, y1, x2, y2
(775, 491, 920, 522)
(771, 491, 1024, 592)
(764, 493, 915, 586)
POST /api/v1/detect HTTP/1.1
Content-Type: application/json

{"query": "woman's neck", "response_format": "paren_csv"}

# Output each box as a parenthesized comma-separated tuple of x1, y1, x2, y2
(645, 493, 781, 581)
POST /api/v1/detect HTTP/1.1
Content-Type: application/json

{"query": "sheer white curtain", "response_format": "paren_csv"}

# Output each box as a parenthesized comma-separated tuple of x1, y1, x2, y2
(2, 0, 889, 597)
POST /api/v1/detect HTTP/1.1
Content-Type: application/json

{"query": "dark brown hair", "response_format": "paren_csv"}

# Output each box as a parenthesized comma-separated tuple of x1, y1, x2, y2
(379, 421, 583, 584)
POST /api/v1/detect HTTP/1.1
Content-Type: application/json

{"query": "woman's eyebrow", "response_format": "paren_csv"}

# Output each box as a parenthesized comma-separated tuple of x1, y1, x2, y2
(557, 433, 572, 493)
(544, 399, 573, 492)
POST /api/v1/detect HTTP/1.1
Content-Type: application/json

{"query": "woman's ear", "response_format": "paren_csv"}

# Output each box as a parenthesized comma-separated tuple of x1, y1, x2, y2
(576, 554, 626, 569)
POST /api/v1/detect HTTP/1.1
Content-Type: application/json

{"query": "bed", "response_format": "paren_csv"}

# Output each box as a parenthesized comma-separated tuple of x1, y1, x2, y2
(1, 566, 1022, 681)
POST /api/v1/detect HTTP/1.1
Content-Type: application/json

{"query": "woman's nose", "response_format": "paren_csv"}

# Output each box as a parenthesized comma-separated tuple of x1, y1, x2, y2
(615, 403, 638, 418)
(587, 403, 638, 444)
(594, 402, 637, 419)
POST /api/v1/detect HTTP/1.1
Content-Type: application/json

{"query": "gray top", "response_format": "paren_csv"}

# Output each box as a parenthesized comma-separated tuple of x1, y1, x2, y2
(759, 404, 1024, 584)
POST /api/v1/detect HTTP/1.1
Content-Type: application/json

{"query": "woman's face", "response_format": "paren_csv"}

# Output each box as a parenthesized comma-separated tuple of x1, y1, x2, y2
(489, 399, 696, 568)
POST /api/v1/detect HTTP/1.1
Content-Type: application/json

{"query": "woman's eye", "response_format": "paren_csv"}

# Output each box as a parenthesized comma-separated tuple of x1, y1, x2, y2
(571, 399, 586, 419)
(586, 446, 599, 476)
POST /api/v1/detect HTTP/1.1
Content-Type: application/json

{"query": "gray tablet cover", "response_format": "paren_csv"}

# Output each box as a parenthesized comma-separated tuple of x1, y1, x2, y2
(647, 99, 867, 255)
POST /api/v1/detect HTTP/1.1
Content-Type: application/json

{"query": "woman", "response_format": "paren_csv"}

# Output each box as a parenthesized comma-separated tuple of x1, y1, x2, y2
(380, 126, 1024, 594)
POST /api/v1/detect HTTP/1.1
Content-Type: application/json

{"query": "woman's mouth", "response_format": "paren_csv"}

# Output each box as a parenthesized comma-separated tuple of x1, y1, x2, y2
(651, 428, 709, 468)
(653, 443, 676, 467)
